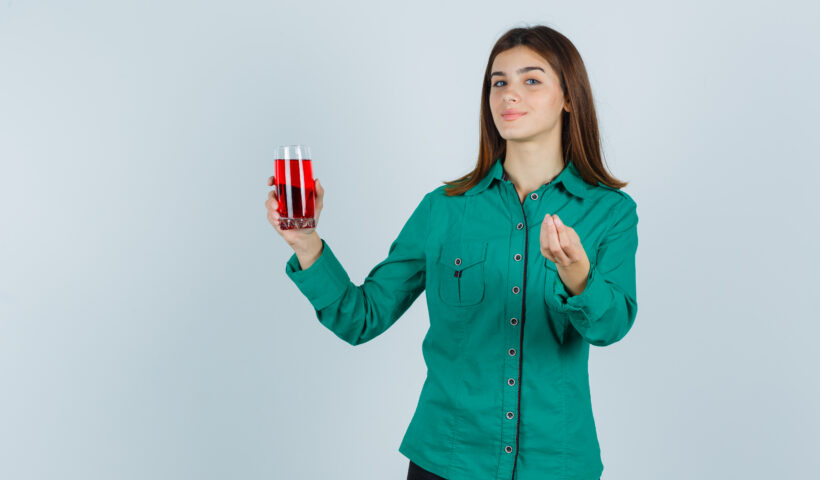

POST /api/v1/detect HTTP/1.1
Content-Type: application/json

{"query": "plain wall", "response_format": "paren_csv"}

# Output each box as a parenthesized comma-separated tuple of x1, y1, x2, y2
(1, 1, 818, 478)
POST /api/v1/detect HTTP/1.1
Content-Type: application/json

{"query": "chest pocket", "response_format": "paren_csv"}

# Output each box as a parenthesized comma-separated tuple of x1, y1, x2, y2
(437, 242, 487, 306)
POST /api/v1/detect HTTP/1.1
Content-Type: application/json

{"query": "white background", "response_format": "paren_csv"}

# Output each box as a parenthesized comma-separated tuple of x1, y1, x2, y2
(1, 1, 818, 478)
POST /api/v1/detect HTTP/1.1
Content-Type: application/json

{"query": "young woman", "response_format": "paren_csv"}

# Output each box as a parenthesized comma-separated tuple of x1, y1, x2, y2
(266, 25, 636, 480)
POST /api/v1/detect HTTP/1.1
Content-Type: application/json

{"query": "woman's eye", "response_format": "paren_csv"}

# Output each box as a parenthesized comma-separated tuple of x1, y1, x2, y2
(491, 79, 539, 87)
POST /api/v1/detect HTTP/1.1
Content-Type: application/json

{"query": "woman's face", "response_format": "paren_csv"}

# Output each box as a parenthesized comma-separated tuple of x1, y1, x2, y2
(488, 45, 569, 143)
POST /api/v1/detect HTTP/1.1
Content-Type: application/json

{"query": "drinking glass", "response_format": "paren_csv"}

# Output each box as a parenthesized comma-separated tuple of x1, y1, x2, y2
(273, 144, 316, 230)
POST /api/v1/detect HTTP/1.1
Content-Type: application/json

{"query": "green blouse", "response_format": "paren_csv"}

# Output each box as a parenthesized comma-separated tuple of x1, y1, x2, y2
(285, 157, 639, 480)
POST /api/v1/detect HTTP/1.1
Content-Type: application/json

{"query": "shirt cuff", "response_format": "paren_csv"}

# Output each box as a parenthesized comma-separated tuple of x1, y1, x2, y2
(549, 261, 613, 327)
(285, 239, 351, 311)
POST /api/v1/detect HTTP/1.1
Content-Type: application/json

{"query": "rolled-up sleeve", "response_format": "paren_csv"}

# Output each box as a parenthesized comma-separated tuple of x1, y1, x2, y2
(549, 198, 639, 346)
(285, 193, 431, 346)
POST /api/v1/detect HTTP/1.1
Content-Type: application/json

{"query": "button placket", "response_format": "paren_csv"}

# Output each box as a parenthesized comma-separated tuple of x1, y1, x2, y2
(507, 193, 530, 477)
(500, 193, 527, 477)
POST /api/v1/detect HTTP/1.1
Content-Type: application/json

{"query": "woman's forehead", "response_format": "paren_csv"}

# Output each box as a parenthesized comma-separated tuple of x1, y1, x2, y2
(492, 47, 547, 71)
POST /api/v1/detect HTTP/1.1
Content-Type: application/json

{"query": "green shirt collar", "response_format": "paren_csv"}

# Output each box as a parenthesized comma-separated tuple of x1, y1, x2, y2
(464, 157, 590, 199)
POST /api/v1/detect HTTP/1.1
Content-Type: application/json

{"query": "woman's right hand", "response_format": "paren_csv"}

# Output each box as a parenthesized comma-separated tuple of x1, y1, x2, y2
(265, 175, 324, 249)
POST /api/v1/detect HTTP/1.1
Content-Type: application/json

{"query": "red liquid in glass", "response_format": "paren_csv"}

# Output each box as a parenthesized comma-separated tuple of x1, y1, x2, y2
(274, 158, 315, 229)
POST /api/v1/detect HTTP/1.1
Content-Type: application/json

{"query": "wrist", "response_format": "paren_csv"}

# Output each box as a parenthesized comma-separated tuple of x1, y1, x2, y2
(556, 257, 590, 297)
(289, 231, 319, 251)
(291, 232, 323, 270)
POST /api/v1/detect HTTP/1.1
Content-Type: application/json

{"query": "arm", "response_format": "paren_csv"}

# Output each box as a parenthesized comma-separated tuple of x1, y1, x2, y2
(548, 199, 639, 346)
(284, 193, 431, 346)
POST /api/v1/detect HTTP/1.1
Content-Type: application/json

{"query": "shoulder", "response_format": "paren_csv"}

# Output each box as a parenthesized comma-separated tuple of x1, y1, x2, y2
(591, 181, 637, 211)
(426, 184, 449, 198)
(590, 183, 638, 236)
(585, 182, 638, 233)
(425, 184, 459, 206)
(414, 185, 464, 221)
(408, 185, 450, 216)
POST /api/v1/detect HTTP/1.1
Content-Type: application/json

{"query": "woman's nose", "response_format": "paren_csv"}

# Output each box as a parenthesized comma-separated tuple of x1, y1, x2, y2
(503, 89, 520, 103)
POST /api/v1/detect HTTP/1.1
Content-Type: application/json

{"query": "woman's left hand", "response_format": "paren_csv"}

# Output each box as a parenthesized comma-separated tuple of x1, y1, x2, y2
(540, 213, 591, 295)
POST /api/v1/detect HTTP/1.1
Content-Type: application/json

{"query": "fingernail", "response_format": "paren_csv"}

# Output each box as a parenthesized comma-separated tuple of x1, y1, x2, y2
(545, 216, 553, 225)
(554, 216, 562, 226)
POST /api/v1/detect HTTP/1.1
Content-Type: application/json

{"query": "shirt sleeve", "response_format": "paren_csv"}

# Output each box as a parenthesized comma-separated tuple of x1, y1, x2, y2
(284, 193, 431, 346)
(547, 198, 639, 346)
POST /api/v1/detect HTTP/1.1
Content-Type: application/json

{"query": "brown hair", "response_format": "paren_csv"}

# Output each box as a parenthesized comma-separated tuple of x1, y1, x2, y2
(442, 24, 628, 196)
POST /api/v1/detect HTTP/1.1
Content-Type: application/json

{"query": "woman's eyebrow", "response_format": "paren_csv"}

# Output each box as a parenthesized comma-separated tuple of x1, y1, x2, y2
(490, 66, 545, 77)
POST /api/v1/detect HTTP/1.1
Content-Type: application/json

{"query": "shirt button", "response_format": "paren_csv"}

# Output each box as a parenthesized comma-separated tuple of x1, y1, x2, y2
(505, 445, 513, 453)
(530, 192, 538, 200)
(510, 317, 518, 326)
(506, 411, 514, 419)
(514, 254, 522, 261)
(516, 222, 523, 230)
(508, 348, 516, 356)
(508, 378, 515, 386)
(512, 286, 520, 294)
(454, 258, 461, 266)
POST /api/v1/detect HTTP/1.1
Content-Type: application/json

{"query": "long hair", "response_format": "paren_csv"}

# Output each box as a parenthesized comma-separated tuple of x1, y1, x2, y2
(443, 24, 628, 196)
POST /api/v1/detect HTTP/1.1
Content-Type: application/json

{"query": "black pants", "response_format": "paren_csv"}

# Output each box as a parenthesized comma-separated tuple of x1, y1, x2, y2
(407, 460, 447, 480)
(407, 460, 601, 480)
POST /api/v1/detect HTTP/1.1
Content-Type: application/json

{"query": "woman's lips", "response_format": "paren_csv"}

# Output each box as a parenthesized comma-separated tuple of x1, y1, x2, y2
(502, 113, 526, 121)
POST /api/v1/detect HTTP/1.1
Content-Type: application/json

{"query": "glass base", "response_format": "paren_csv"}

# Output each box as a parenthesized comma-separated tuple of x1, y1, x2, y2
(279, 217, 316, 230)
